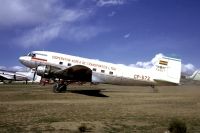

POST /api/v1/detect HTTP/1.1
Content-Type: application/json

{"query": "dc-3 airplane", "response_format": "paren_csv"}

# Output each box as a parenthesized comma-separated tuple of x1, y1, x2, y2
(19, 51, 183, 93)
(0, 69, 41, 84)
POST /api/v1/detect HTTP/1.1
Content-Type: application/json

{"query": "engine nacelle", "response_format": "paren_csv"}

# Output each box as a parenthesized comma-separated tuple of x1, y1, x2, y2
(37, 66, 51, 77)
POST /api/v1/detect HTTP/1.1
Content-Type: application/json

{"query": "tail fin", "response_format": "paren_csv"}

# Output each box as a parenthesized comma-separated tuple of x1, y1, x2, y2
(153, 56, 181, 85)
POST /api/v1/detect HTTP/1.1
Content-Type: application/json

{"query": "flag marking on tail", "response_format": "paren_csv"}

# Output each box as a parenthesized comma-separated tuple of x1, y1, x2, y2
(159, 60, 168, 65)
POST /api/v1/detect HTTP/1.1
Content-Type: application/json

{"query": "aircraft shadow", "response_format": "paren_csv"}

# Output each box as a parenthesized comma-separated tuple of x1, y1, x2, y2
(68, 90, 109, 97)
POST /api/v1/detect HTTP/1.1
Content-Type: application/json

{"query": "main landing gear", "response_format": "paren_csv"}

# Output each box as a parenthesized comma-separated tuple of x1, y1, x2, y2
(53, 80, 67, 93)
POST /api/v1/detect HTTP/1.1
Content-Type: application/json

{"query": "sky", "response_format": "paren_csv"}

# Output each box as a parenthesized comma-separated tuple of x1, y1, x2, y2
(0, 0, 199, 74)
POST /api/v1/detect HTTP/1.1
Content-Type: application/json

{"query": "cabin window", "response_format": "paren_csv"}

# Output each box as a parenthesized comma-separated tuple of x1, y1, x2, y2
(101, 70, 105, 73)
(59, 62, 63, 65)
(93, 68, 96, 71)
(109, 71, 113, 75)
(68, 63, 71, 66)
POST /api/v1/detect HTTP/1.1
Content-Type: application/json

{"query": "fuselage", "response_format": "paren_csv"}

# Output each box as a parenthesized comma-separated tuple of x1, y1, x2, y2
(19, 51, 179, 86)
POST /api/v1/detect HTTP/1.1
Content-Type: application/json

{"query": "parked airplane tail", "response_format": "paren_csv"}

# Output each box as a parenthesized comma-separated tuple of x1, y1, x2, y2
(189, 70, 200, 81)
(152, 56, 181, 85)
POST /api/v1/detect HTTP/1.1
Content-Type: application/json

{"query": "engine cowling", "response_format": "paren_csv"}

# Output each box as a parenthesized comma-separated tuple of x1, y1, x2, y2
(37, 66, 51, 77)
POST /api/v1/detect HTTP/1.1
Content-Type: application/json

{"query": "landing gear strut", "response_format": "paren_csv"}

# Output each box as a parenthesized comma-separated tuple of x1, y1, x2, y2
(53, 81, 67, 93)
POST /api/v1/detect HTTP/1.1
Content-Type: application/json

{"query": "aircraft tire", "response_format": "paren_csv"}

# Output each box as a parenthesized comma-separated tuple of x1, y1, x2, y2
(53, 83, 59, 93)
(59, 84, 67, 93)
(53, 83, 67, 93)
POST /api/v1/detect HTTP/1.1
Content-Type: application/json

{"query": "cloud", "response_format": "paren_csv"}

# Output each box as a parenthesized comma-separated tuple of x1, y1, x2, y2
(96, 0, 125, 7)
(10, 1, 103, 47)
(0, 66, 6, 70)
(116, 53, 164, 69)
(125, 53, 197, 75)
(63, 25, 107, 42)
(58, 9, 87, 22)
(1, 0, 138, 47)
(96, 0, 138, 7)
(108, 11, 116, 17)
(181, 63, 196, 75)
(129, 53, 164, 68)
(124, 33, 131, 39)
(19, 23, 61, 47)
(0, 0, 58, 26)
(10, 66, 27, 71)
(0, 65, 26, 71)
(19, 23, 106, 47)
(0, 0, 107, 47)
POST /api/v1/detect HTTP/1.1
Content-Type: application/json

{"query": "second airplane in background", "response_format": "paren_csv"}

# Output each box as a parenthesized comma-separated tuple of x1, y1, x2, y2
(19, 51, 182, 92)
(0, 69, 41, 84)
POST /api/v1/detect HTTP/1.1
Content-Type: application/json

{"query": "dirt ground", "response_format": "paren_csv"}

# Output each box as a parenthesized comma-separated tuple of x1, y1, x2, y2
(0, 83, 200, 133)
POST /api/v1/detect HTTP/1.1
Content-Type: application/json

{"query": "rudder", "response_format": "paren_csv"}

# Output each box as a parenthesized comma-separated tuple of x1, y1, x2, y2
(153, 56, 181, 85)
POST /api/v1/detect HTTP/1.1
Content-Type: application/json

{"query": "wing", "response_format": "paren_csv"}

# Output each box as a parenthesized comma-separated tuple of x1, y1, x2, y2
(54, 65, 92, 82)
(0, 71, 30, 81)
(0, 72, 15, 80)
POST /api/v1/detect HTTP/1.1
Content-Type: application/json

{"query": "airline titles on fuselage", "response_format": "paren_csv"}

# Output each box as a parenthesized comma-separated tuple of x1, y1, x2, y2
(52, 55, 152, 81)
(52, 55, 117, 71)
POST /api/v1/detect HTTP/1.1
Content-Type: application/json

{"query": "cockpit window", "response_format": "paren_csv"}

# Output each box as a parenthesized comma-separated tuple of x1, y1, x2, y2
(32, 54, 36, 57)
(27, 53, 36, 57)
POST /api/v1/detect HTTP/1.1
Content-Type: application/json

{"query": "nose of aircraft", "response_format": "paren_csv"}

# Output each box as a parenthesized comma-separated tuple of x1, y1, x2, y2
(19, 56, 26, 63)
(19, 56, 36, 68)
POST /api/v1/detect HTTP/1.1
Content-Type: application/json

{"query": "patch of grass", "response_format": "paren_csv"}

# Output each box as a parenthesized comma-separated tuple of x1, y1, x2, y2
(44, 125, 56, 131)
(37, 117, 61, 123)
(30, 126, 43, 133)
(28, 125, 56, 133)
(105, 123, 156, 133)
(0, 123, 24, 133)
(0, 106, 8, 114)
(1, 84, 200, 132)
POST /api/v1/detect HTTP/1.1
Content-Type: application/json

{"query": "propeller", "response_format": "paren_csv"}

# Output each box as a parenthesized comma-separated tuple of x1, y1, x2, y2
(32, 67, 38, 82)
(13, 74, 16, 81)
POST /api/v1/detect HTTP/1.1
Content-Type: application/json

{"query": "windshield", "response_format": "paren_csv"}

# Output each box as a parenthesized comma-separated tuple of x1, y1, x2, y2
(27, 53, 36, 57)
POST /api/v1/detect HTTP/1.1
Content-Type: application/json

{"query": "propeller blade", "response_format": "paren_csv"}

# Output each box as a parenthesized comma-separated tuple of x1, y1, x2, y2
(32, 67, 38, 82)
(13, 75, 16, 81)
